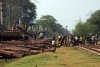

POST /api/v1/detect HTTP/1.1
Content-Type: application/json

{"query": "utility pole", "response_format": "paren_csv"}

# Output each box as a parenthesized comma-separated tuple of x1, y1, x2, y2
(0, 0, 6, 28)
(66, 26, 68, 35)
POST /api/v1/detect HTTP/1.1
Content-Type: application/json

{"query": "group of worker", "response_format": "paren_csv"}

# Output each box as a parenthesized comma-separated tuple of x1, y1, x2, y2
(56, 34, 99, 47)
(51, 33, 99, 47)
(12, 18, 28, 33)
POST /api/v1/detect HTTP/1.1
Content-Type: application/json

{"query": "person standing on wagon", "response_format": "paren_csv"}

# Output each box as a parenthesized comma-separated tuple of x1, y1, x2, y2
(12, 23, 16, 33)
(19, 18, 23, 28)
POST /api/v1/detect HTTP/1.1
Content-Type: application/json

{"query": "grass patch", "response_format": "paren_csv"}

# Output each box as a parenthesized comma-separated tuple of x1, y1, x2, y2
(1, 46, 100, 67)
(4, 52, 65, 67)
(64, 47, 100, 67)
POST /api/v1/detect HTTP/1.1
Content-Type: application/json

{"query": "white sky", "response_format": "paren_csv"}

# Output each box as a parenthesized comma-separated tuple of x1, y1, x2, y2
(31, 0, 100, 31)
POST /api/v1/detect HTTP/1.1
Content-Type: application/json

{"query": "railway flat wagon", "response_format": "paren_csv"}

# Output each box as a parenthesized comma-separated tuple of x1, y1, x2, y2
(0, 26, 32, 41)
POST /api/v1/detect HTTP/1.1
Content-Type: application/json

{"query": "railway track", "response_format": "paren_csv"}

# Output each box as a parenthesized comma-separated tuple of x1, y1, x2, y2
(76, 45, 100, 56)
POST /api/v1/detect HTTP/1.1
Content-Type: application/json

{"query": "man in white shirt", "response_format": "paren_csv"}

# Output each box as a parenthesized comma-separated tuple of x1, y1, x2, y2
(19, 18, 23, 28)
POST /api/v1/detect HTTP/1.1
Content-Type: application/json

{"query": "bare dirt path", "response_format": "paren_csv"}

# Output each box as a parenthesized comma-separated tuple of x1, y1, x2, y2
(59, 46, 100, 67)
(60, 46, 75, 67)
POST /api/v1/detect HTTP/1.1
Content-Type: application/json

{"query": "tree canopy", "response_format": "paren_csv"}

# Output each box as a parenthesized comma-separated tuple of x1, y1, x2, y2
(87, 10, 100, 25)
(73, 10, 100, 35)
(35, 15, 70, 37)
(5, 0, 37, 28)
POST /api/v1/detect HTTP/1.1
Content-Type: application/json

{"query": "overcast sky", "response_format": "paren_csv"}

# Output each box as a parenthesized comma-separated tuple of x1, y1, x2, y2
(31, 0, 100, 31)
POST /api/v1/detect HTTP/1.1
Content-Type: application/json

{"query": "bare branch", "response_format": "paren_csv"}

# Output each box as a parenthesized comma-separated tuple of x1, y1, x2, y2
(31, 0, 41, 4)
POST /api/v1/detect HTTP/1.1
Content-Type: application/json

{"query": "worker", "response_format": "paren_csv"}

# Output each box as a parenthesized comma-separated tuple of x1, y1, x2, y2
(39, 32, 43, 39)
(19, 18, 23, 28)
(24, 23, 28, 31)
(22, 33, 25, 40)
(12, 23, 16, 33)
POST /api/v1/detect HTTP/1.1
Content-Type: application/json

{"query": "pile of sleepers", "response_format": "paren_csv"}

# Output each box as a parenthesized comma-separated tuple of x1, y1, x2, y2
(0, 38, 55, 59)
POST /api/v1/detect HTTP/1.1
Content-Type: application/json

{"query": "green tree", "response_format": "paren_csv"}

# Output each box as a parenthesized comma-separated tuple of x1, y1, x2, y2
(35, 15, 70, 37)
(73, 19, 90, 35)
(5, 0, 37, 28)
(73, 20, 87, 35)
(73, 10, 100, 35)
(55, 23, 70, 35)
(86, 10, 100, 34)
(87, 10, 100, 25)
(35, 15, 57, 37)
